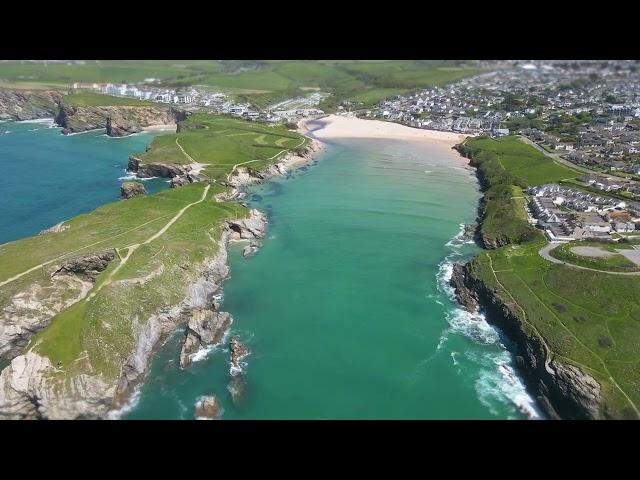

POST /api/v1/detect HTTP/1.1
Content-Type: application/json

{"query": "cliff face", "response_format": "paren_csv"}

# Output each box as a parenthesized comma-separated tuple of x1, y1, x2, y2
(54, 104, 179, 136)
(0, 89, 63, 121)
(450, 262, 603, 420)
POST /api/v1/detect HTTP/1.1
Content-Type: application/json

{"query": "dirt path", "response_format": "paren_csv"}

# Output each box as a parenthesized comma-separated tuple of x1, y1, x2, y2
(86, 184, 210, 300)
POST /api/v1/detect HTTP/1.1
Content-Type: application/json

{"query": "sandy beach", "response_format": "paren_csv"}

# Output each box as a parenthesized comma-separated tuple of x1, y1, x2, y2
(300, 114, 467, 149)
(143, 123, 177, 132)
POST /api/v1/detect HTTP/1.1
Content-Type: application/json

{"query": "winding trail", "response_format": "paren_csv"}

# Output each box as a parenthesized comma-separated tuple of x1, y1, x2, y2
(539, 242, 640, 276)
(0, 215, 173, 288)
(86, 184, 211, 300)
(226, 136, 307, 181)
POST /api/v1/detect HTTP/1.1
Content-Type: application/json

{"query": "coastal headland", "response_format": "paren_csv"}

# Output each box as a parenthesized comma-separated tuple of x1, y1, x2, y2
(0, 112, 320, 419)
(450, 136, 640, 420)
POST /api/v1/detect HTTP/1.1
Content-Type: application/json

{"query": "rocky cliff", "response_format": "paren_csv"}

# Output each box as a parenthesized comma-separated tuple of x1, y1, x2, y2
(0, 135, 316, 420)
(0, 89, 63, 121)
(450, 262, 603, 419)
(54, 104, 179, 137)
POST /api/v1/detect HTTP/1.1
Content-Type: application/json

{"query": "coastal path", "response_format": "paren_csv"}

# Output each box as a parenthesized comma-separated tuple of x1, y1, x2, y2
(86, 184, 211, 300)
(226, 136, 307, 182)
(539, 242, 640, 276)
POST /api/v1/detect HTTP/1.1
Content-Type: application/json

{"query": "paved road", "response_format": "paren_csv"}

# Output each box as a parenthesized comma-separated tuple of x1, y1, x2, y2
(539, 242, 640, 276)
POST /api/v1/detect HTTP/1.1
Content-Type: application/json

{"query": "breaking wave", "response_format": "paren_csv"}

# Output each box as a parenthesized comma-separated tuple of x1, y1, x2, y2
(436, 234, 541, 419)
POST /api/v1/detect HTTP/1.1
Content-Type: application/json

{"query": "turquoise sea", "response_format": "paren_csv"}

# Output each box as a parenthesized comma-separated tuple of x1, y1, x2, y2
(122, 133, 541, 419)
(0, 119, 167, 244)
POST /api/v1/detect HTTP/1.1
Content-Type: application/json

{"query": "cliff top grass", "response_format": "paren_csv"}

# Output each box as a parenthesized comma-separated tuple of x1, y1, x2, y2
(63, 91, 157, 107)
(472, 241, 640, 418)
(464, 136, 580, 185)
(138, 114, 307, 180)
(463, 137, 640, 418)
(1, 183, 248, 381)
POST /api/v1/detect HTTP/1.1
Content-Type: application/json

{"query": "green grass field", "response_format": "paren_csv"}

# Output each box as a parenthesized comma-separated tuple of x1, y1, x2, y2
(0, 60, 484, 111)
(465, 136, 579, 185)
(138, 114, 307, 180)
(471, 241, 640, 418)
(63, 91, 156, 107)
(1, 183, 246, 381)
(461, 135, 640, 418)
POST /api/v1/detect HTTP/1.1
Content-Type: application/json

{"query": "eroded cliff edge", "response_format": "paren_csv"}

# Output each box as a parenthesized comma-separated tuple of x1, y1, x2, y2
(449, 261, 603, 420)
(0, 138, 322, 419)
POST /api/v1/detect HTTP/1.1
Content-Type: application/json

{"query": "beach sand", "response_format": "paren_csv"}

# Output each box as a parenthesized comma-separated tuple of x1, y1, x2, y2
(300, 114, 467, 150)
(143, 123, 177, 132)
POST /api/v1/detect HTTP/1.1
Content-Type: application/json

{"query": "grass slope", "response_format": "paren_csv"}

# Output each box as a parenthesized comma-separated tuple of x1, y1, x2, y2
(462, 136, 640, 418)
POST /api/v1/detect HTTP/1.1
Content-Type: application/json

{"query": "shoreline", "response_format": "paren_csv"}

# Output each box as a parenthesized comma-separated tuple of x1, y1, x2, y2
(109, 134, 324, 417)
(299, 114, 468, 152)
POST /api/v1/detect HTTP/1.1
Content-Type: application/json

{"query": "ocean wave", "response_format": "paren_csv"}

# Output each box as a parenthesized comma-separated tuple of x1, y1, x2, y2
(190, 329, 231, 364)
(445, 223, 475, 248)
(17, 117, 55, 125)
(118, 171, 159, 181)
(106, 386, 142, 420)
(471, 350, 542, 420)
(436, 233, 541, 419)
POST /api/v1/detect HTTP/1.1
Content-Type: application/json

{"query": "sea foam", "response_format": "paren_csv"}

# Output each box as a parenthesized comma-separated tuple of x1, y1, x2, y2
(436, 236, 541, 419)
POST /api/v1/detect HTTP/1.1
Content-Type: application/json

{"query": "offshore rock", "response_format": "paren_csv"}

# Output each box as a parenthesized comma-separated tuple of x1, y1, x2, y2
(194, 395, 221, 419)
(229, 336, 249, 376)
(120, 181, 146, 199)
(243, 243, 259, 257)
(179, 309, 232, 369)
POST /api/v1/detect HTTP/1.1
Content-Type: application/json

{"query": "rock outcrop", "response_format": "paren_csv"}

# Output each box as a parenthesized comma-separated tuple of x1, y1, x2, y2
(38, 221, 69, 235)
(52, 250, 116, 282)
(242, 243, 259, 257)
(127, 156, 188, 179)
(449, 261, 604, 419)
(120, 181, 146, 199)
(194, 395, 221, 419)
(0, 89, 62, 121)
(227, 209, 267, 240)
(54, 104, 179, 137)
(229, 336, 249, 376)
(0, 352, 116, 419)
(179, 308, 232, 369)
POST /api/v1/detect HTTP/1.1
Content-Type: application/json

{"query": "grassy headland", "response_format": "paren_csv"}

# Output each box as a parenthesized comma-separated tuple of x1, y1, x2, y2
(457, 135, 640, 418)
(0, 112, 310, 395)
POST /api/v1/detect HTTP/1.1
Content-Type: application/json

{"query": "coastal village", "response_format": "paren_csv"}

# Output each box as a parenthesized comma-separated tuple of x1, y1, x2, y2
(3, 60, 640, 421)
